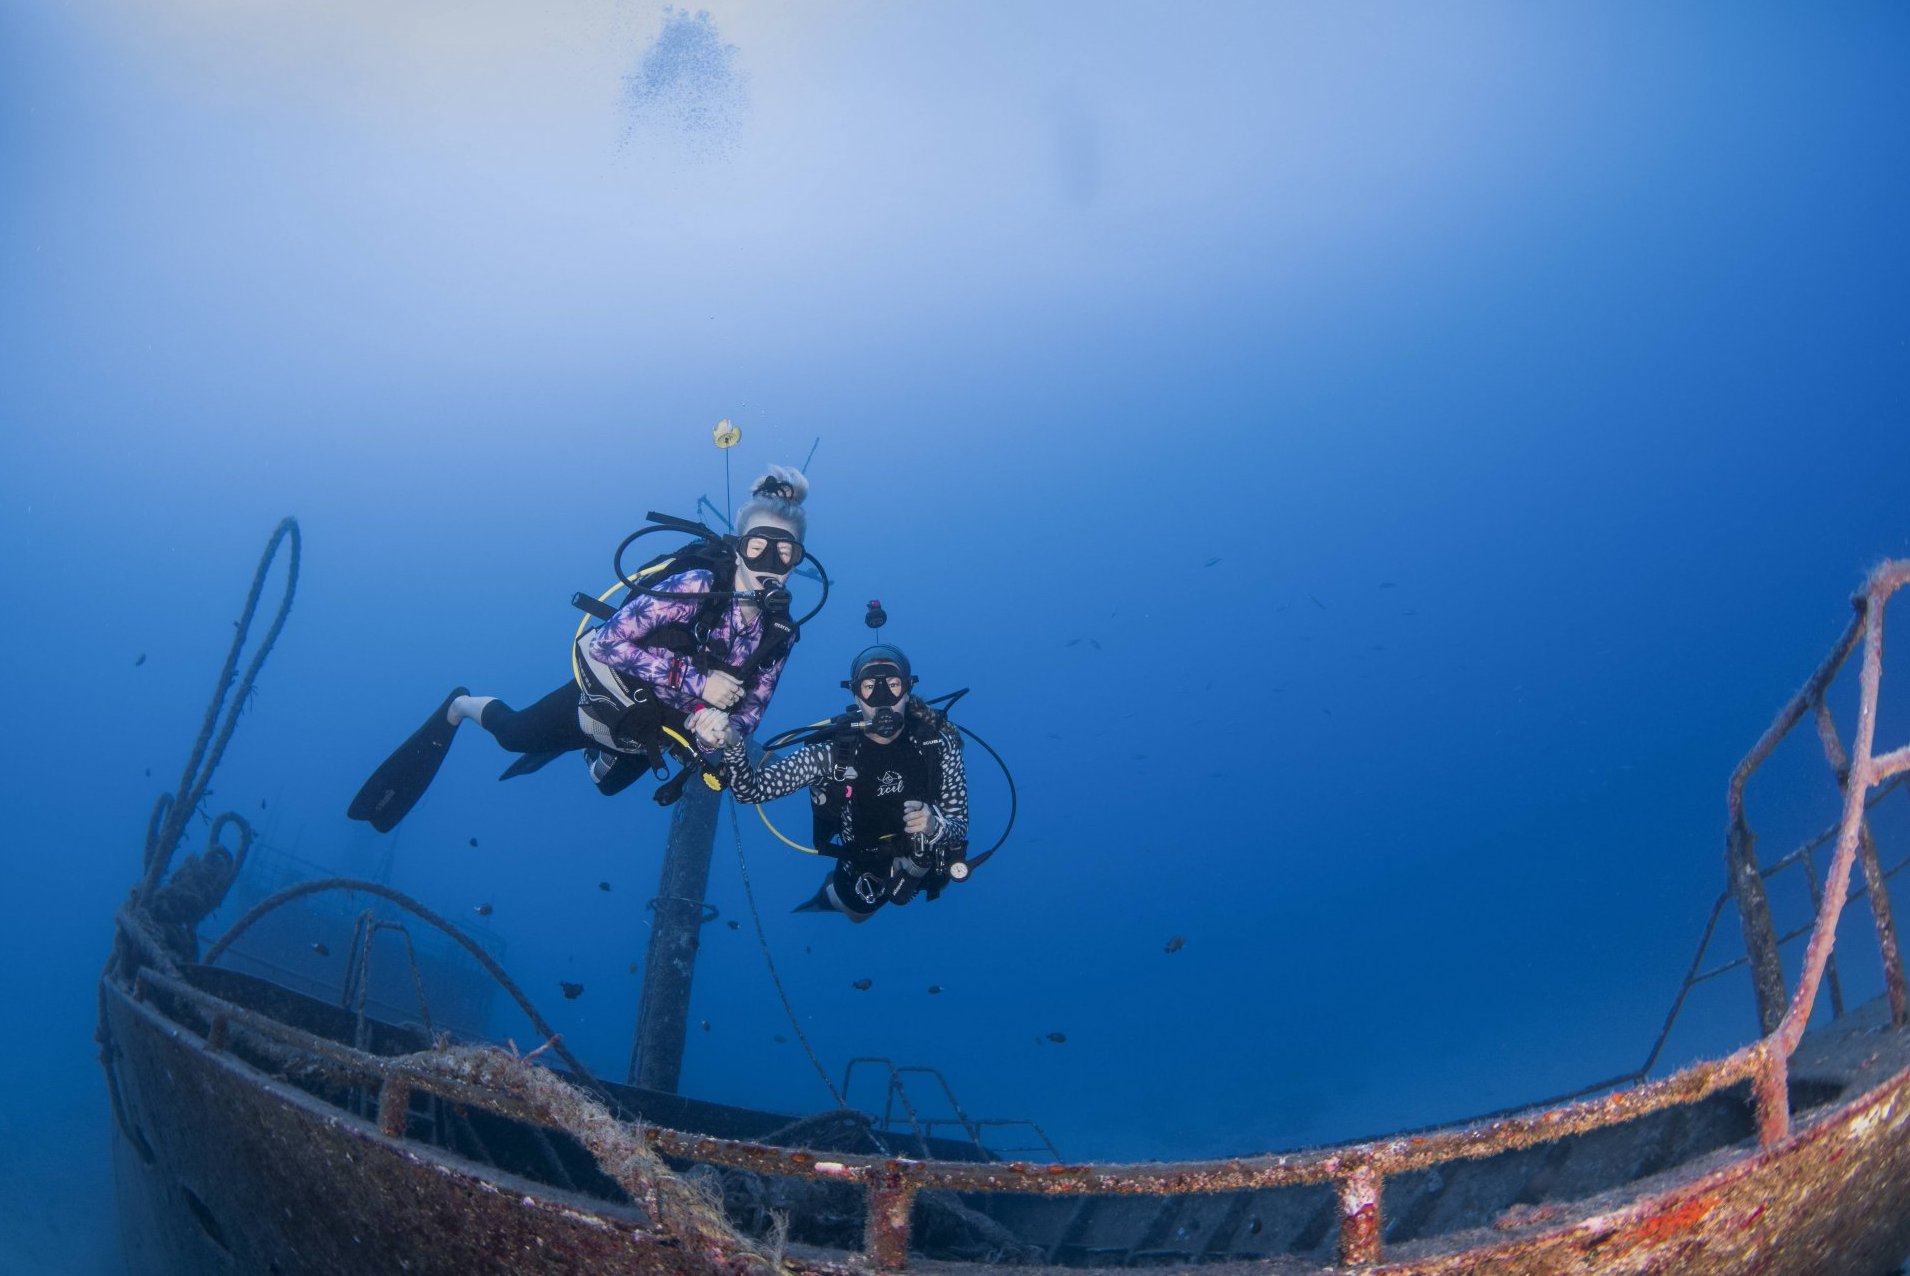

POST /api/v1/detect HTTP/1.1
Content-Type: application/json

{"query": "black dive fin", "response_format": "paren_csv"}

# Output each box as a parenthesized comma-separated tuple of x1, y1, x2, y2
(347, 687, 468, 833)
(499, 750, 566, 781)
(792, 881, 835, 914)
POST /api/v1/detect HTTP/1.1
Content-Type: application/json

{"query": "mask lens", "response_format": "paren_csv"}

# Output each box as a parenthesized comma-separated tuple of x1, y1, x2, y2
(740, 529, 803, 572)
(857, 675, 904, 707)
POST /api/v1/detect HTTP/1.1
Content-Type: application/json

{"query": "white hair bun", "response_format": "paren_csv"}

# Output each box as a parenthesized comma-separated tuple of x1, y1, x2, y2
(753, 465, 809, 505)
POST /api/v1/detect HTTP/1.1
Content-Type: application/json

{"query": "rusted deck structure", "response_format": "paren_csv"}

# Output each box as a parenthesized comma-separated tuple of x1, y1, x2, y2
(102, 526, 1910, 1273)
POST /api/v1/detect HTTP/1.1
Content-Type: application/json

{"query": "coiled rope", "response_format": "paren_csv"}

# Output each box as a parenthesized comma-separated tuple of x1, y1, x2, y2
(141, 517, 301, 901)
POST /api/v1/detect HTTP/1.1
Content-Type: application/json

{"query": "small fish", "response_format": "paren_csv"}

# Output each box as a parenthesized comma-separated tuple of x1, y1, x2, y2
(726, 919, 740, 930)
(627, 962, 638, 973)
(1321, 707, 1333, 717)
(1087, 638, 1102, 650)
(134, 653, 146, 667)
(560, 981, 584, 1000)
(927, 984, 944, 995)
(1164, 935, 1185, 954)
(1401, 608, 1419, 616)
(1248, 1216, 1263, 1236)
(1202, 556, 1221, 568)
(1378, 581, 1396, 590)
(1309, 594, 1326, 611)
(701, 1019, 712, 1032)
(475, 902, 493, 917)
(143, 768, 151, 777)
(1065, 638, 1082, 648)
(1044, 1032, 1068, 1045)
(852, 977, 873, 991)
(1131, 752, 1147, 761)
(311, 943, 329, 957)
(259, 799, 267, 810)
(468, 837, 478, 848)
(774, 1034, 788, 1044)
(804, 945, 812, 955)
(598, 881, 612, 892)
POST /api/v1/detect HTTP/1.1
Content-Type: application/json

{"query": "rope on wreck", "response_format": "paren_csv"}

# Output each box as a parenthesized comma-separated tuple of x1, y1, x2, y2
(204, 876, 621, 1113)
(728, 798, 849, 1109)
(411, 1043, 788, 1272)
(141, 517, 301, 902)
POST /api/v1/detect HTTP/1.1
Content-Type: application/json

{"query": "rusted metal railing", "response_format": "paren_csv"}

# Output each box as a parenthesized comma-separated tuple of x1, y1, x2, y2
(1747, 561, 1910, 1143)
(119, 560, 1910, 1270)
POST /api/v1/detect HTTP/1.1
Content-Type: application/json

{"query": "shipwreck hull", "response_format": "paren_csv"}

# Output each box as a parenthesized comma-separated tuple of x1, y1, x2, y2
(1378, 1053, 1910, 1274)
(101, 966, 1910, 1275)
(103, 980, 849, 1276)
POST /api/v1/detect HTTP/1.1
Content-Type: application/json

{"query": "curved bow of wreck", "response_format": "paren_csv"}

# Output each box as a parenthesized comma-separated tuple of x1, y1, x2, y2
(100, 525, 1910, 1274)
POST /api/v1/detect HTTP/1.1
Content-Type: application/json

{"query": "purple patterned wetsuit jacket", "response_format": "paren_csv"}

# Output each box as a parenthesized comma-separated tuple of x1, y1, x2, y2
(586, 568, 786, 735)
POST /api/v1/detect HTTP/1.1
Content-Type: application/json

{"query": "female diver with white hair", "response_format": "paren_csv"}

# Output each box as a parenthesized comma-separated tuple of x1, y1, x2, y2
(348, 466, 813, 831)
(695, 641, 969, 922)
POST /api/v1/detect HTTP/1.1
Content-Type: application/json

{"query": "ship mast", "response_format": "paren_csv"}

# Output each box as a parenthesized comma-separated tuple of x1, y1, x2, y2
(626, 780, 720, 1091)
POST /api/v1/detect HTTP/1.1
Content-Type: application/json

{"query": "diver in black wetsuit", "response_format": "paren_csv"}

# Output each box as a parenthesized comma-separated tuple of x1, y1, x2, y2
(703, 644, 969, 922)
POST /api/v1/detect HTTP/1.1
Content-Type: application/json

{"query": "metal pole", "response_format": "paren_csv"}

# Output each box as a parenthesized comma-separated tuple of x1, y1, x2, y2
(628, 780, 721, 1092)
(1725, 822, 1787, 1035)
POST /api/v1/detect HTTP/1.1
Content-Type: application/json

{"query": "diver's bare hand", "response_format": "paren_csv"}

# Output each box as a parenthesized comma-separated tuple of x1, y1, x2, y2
(688, 707, 734, 751)
(702, 670, 744, 710)
(903, 800, 943, 839)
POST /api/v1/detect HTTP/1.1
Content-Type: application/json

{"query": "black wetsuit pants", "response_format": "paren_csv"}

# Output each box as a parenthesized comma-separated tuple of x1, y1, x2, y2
(479, 683, 658, 797)
(478, 683, 593, 754)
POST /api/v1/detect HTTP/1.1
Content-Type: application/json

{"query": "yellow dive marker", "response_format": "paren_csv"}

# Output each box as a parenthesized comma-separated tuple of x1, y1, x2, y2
(713, 418, 742, 448)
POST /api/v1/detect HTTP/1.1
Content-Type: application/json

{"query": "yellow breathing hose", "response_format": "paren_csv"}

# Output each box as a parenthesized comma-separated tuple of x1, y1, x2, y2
(752, 719, 838, 854)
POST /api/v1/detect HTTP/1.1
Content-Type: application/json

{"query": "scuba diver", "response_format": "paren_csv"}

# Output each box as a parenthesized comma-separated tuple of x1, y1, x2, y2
(700, 642, 969, 922)
(347, 466, 813, 832)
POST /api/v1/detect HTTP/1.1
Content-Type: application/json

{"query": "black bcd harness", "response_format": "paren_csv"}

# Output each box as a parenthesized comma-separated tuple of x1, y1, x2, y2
(811, 716, 959, 858)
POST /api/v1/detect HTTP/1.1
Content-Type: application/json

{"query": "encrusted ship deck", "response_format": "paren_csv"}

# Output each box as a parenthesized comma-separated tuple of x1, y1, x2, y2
(101, 524, 1910, 1274)
(99, 960, 1910, 1275)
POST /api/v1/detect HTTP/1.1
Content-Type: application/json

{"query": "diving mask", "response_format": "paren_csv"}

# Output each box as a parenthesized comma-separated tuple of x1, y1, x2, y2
(853, 666, 907, 708)
(737, 527, 804, 574)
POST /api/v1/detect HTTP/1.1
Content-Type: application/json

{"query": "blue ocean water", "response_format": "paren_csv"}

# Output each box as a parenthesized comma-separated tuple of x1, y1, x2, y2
(3, 4, 1908, 1271)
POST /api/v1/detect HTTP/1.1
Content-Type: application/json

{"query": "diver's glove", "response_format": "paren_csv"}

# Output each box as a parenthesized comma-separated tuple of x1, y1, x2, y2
(903, 799, 946, 845)
(702, 669, 745, 710)
(688, 706, 735, 752)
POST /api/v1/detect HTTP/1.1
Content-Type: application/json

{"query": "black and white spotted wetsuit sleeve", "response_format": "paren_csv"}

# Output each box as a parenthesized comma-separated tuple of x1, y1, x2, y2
(931, 727, 969, 851)
(719, 738, 831, 803)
